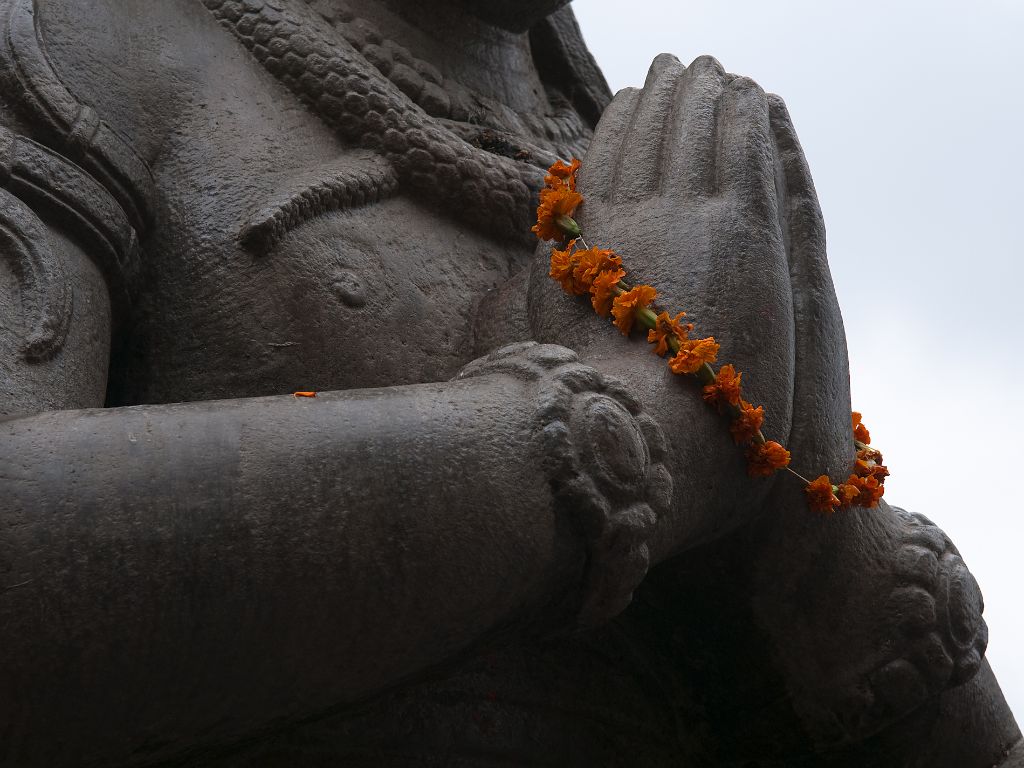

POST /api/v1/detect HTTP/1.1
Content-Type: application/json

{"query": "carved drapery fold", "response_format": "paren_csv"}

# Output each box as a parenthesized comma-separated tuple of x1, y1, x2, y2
(0, 127, 139, 311)
(0, 187, 69, 362)
(0, 0, 155, 237)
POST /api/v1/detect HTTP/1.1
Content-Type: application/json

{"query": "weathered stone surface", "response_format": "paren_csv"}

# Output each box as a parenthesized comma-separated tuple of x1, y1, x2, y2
(0, 0, 1019, 766)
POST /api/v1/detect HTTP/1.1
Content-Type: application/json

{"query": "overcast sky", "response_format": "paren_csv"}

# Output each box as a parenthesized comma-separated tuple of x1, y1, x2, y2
(573, 0, 1023, 720)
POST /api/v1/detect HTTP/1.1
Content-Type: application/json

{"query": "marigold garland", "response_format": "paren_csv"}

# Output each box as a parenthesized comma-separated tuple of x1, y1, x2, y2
(536, 158, 889, 514)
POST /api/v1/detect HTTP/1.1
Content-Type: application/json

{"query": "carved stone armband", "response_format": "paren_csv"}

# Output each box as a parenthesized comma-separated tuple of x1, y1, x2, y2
(459, 342, 673, 627)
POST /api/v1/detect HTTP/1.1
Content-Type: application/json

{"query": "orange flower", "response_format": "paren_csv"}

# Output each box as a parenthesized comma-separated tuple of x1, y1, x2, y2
(545, 158, 582, 191)
(611, 284, 657, 335)
(590, 268, 625, 316)
(857, 445, 883, 463)
(702, 364, 743, 411)
(836, 482, 860, 507)
(855, 447, 889, 482)
(532, 185, 583, 241)
(805, 475, 841, 514)
(648, 311, 692, 357)
(851, 411, 871, 444)
(747, 440, 791, 478)
(573, 246, 623, 291)
(549, 240, 586, 294)
(843, 473, 884, 508)
(729, 400, 765, 444)
(668, 337, 720, 375)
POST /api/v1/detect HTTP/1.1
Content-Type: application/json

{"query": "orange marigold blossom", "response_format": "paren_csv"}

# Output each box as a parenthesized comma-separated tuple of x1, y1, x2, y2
(573, 246, 623, 291)
(729, 400, 765, 444)
(747, 440, 791, 478)
(702, 364, 743, 411)
(806, 475, 841, 514)
(549, 240, 585, 294)
(532, 185, 583, 241)
(854, 458, 889, 484)
(668, 336, 720, 375)
(855, 447, 889, 482)
(590, 268, 626, 317)
(611, 284, 657, 335)
(852, 411, 871, 444)
(844, 473, 884, 508)
(545, 158, 582, 191)
(836, 482, 860, 506)
(648, 311, 692, 357)
(857, 445, 883, 463)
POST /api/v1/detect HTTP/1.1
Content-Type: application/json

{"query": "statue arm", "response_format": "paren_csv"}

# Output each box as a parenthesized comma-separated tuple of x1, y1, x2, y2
(0, 342, 669, 767)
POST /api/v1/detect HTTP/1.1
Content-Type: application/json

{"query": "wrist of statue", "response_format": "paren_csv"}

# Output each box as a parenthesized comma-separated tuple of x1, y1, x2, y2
(459, 341, 672, 627)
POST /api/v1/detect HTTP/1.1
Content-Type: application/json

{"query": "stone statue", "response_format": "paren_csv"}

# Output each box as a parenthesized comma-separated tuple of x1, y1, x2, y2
(0, 0, 1020, 765)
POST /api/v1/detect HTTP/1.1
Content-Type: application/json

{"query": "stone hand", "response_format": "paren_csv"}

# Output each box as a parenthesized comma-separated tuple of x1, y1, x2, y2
(529, 54, 852, 562)
(525, 53, 995, 753)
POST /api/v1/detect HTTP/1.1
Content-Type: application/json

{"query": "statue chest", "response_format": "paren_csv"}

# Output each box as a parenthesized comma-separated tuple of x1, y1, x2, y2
(99, 40, 533, 405)
(112, 189, 530, 405)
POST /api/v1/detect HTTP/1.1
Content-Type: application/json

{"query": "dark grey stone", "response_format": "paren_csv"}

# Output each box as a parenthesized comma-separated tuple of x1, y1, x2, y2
(0, 0, 1019, 765)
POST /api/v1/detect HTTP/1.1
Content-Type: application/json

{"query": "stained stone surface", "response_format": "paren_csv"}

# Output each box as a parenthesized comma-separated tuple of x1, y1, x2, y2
(0, 0, 1020, 766)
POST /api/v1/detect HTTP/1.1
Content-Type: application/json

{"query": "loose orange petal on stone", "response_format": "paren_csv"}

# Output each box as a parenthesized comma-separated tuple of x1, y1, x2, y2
(747, 440, 791, 478)
(806, 475, 841, 514)
(293, 391, 317, 398)
(668, 337, 720, 375)
(611, 284, 657, 335)
(851, 411, 871, 444)
(590, 268, 626, 317)
(729, 400, 765, 444)
(647, 311, 692, 357)
(702, 364, 743, 411)
(532, 185, 583, 241)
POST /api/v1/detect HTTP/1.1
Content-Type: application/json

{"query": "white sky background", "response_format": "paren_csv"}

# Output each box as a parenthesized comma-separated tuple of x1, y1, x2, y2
(573, 0, 1023, 719)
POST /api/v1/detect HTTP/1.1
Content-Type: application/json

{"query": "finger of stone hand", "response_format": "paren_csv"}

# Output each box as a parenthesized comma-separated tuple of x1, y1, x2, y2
(768, 93, 851, 474)
(716, 76, 777, 220)
(611, 53, 686, 203)
(578, 87, 640, 204)
(663, 55, 728, 199)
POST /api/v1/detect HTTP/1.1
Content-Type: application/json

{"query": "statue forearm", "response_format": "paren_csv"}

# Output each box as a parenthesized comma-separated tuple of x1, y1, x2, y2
(0, 342, 668, 767)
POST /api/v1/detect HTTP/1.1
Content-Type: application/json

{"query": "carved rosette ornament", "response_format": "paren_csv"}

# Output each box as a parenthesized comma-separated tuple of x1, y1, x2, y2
(459, 342, 672, 627)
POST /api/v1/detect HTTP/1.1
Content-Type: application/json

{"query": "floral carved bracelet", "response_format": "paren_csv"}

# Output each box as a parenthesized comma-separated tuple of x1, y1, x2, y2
(534, 158, 888, 514)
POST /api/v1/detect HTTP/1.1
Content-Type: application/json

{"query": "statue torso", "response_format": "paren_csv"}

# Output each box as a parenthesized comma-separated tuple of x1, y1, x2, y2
(23, 0, 590, 405)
